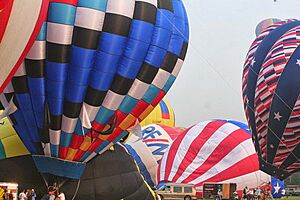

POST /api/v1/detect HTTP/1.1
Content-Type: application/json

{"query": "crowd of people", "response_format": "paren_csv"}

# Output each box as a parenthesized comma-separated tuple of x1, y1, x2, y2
(40, 186, 65, 200)
(242, 186, 273, 200)
(18, 189, 36, 200)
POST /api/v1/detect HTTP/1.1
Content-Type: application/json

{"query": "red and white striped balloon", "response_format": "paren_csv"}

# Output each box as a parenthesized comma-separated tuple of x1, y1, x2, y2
(157, 120, 270, 195)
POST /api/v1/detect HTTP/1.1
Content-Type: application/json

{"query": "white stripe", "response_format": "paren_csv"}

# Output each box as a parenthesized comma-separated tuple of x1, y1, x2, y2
(75, 7, 105, 31)
(168, 121, 212, 180)
(3, 82, 14, 93)
(43, 143, 51, 156)
(82, 103, 100, 122)
(26, 41, 46, 60)
(84, 152, 97, 163)
(128, 79, 149, 99)
(220, 170, 270, 190)
(152, 69, 170, 89)
(136, 0, 157, 7)
(102, 90, 125, 110)
(61, 115, 78, 133)
(14, 63, 26, 76)
(159, 144, 171, 182)
(49, 129, 61, 146)
(106, 0, 135, 19)
(172, 59, 183, 77)
(47, 22, 73, 45)
(176, 122, 240, 182)
(190, 139, 256, 185)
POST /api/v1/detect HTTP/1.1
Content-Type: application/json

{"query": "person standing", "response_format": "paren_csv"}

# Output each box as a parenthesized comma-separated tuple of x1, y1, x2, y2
(18, 190, 27, 200)
(58, 191, 65, 200)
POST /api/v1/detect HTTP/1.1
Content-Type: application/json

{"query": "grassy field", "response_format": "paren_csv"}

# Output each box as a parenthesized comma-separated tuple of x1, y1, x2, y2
(276, 197, 300, 200)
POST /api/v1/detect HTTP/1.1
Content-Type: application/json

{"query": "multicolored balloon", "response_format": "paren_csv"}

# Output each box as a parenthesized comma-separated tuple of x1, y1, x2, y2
(126, 124, 183, 187)
(157, 120, 270, 196)
(0, 0, 189, 182)
(140, 99, 175, 127)
(243, 19, 300, 179)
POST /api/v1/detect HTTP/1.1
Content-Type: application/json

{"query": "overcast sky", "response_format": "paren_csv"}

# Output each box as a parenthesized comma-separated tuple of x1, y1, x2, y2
(166, 0, 300, 127)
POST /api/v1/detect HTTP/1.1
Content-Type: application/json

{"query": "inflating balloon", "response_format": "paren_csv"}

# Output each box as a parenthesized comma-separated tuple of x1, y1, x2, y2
(243, 19, 300, 179)
(157, 120, 270, 197)
(0, 0, 189, 186)
(126, 124, 182, 187)
(140, 99, 175, 127)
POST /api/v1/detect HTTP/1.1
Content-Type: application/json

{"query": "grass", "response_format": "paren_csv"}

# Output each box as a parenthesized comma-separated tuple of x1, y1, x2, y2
(275, 197, 300, 200)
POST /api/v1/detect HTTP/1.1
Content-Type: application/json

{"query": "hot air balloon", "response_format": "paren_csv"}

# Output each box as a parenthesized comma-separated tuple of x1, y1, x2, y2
(0, 0, 189, 187)
(0, 143, 156, 200)
(0, 111, 29, 159)
(125, 124, 183, 187)
(255, 18, 281, 36)
(243, 19, 300, 179)
(140, 99, 175, 127)
(157, 120, 270, 197)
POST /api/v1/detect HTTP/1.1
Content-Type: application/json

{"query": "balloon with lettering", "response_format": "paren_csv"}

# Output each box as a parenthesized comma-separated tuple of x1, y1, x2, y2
(243, 19, 300, 179)
(157, 120, 270, 197)
(140, 99, 175, 127)
(0, 0, 189, 185)
(125, 124, 183, 187)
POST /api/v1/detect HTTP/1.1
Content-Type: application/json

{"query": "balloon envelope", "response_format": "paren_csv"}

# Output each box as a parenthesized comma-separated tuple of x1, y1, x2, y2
(243, 19, 300, 179)
(157, 120, 270, 196)
(140, 99, 175, 127)
(255, 18, 281, 36)
(126, 124, 183, 187)
(0, 0, 189, 180)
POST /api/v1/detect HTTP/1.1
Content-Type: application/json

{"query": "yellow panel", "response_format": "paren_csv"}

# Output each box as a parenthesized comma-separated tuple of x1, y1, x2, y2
(140, 99, 175, 127)
(0, 110, 29, 158)
(0, 112, 15, 139)
(80, 137, 92, 151)
(65, 148, 76, 161)
(2, 135, 29, 158)
(119, 114, 136, 130)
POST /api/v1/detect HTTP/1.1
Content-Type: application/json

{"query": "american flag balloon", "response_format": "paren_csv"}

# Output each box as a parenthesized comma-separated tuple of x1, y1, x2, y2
(157, 120, 270, 197)
(243, 19, 300, 179)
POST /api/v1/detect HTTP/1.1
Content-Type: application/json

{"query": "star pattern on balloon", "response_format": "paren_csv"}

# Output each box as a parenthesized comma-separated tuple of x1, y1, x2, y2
(273, 182, 281, 194)
(274, 112, 282, 121)
(296, 59, 300, 66)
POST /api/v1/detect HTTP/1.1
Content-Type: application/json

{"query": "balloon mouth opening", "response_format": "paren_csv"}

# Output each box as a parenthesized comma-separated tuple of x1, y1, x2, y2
(32, 155, 86, 181)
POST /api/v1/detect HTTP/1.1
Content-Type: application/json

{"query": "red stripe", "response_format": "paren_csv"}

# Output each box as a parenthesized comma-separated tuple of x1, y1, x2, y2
(143, 139, 170, 143)
(0, 0, 49, 93)
(181, 129, 251, 183)
(73, 149, 85, 162)
(131, 100, 149, 117)
(195, 154, 260, 187)
(0, 0, 14, 43)
(59, 146, 68, 159)
(161, 113, 170, 119)
(69, 134, 84, 149)
(49, 0, 78, 6)
(170, 121, 227, 182)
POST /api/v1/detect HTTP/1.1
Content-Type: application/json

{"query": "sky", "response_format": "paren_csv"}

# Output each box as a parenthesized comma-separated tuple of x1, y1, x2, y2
(165, 0, 300, 127)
